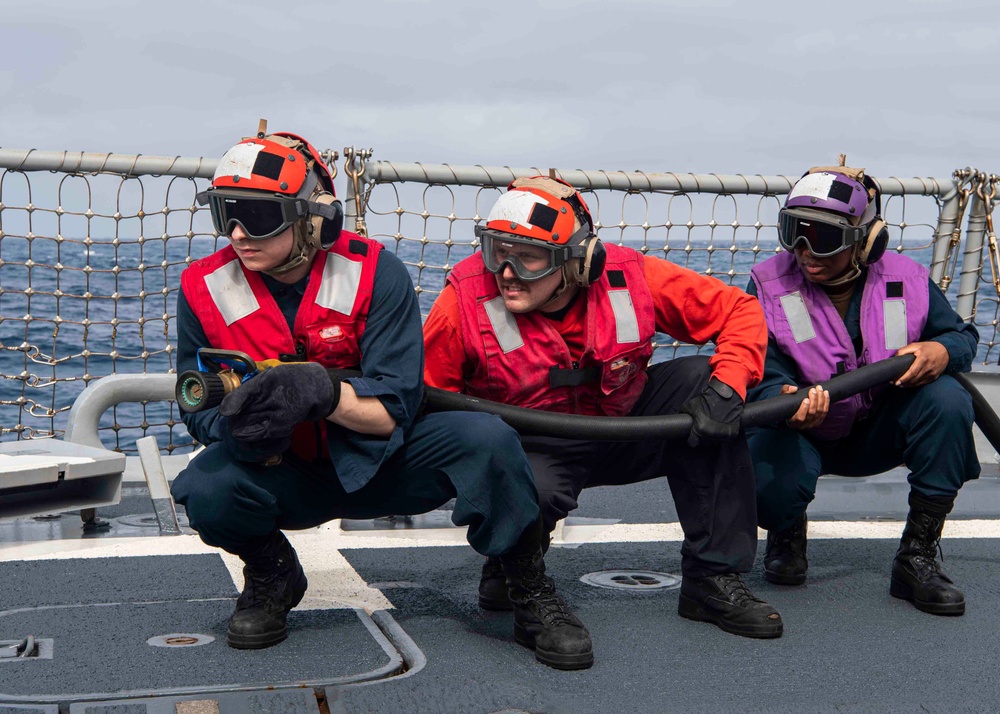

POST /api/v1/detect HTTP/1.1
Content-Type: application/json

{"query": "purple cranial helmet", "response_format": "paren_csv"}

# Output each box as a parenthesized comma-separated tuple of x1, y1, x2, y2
(785, 171, 870, 222)
(778, 166, 887, 263)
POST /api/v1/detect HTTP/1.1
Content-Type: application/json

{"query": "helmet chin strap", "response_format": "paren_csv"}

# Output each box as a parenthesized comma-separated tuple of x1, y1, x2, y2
(263, 219, 315, 278)
(821, 244, 863, 287)
(538, 263, 581, 310)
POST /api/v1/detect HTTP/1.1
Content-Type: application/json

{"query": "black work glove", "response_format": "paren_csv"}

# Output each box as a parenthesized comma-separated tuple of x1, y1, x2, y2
(220, 418, 293, 463)
(219, 362, 341, 446)
(679, 377, 744, 448)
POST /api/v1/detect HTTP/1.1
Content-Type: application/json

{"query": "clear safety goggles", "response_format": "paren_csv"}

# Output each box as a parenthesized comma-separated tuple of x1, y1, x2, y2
(196, 189, 311, 240)
(475, 226, 591, 281)
(777, 207, 867, 258)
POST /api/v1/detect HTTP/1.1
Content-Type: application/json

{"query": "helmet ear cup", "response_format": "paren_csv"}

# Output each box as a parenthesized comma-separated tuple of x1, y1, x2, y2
(308, 192, 344, 249)
(576, 237, 606, 287)
(857, 217, 888, 266)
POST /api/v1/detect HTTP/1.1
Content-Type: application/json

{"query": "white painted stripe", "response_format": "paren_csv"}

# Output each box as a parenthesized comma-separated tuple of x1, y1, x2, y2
(9, 520, 1000, 613)
(587, 520, 1000, 543)
(11, 520, 1000, 562)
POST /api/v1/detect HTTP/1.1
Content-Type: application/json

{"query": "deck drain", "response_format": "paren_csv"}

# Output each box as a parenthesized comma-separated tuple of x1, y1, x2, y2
(147, 633, 215, 648)
(580, 570, 681, 591)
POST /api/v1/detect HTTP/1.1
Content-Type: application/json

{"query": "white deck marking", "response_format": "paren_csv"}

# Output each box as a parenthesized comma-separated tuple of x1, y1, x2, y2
(7, 519, 1000, 613)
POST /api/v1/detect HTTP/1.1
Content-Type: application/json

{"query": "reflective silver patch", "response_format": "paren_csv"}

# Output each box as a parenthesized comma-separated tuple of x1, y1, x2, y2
(779, 291, 816, 343)
(484, 296, 524, 353)
(608, 290, 640, 344)
(883, 299, 908, 350)
(204, 260, 259, 326)
(316, 252, 363, 315)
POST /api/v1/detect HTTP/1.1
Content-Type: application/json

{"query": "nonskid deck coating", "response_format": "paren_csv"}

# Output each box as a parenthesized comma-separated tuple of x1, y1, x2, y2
(3, 469, 1000, 711)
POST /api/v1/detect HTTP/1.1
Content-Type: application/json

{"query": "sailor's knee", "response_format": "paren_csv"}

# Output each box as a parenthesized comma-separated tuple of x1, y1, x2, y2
(441, 412, 523, 457)
(535, 486, 566, 517)
(757, 481, 813, 531)
(535, 487, 574, 533)
(171, 444, 238, 515)
(910, 377, 974, 425)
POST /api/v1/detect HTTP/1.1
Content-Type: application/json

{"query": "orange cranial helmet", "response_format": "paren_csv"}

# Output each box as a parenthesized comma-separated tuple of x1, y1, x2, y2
(484, 175, 594, 245)
(196, 121, 344, 275)
(210, 132, 336, 198)
(476, 176, 605, 286)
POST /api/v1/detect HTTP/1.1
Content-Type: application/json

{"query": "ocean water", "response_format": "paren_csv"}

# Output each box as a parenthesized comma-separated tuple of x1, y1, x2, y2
(0, 235, 994, 451)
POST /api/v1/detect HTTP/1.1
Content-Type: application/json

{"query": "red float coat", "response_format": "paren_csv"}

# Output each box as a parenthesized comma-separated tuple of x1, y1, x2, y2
(180, 232, 382, 460)
(425, 247, 767, 407)
(442, 245, 655, 416)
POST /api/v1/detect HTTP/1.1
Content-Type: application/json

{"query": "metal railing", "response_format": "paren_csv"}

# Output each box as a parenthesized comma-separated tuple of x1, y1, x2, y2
(1, 146, 997, 453)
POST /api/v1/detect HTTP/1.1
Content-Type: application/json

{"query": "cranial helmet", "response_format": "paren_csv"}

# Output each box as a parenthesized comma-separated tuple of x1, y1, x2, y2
(196, 120, 344, 275)
(779, 164, 889, 268)
(476, 175, 605, 287)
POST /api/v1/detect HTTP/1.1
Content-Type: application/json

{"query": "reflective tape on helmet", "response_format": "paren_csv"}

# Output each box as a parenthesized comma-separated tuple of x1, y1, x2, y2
(213, 142, 267, 183)
(211, 138, 308, 195)
(486, 190, 548, 229)
(787, 172, 837, 202)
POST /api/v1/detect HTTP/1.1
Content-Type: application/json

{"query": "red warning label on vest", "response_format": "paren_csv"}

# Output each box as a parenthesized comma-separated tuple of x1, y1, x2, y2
(319, 326, 345, 342)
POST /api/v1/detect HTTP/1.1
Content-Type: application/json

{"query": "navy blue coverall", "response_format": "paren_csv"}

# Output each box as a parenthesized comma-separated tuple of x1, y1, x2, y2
(746, 272, 981, 532)
(171, 250, 540, 557)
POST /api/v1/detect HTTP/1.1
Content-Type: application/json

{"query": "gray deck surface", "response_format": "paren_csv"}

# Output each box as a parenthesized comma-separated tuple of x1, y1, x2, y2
(2, 467, 999, 712)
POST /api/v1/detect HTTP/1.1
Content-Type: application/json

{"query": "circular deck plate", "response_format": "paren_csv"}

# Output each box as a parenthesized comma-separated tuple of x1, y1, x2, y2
(147, 633, 215, 648)
(580, 569, 681, 591)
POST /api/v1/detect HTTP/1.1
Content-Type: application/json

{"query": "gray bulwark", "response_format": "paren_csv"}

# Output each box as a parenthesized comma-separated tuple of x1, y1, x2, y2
(0, 555, 405, 705)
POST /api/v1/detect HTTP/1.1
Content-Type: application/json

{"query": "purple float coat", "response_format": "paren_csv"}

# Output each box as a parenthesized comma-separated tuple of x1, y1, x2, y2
(751, 251, 929, 440)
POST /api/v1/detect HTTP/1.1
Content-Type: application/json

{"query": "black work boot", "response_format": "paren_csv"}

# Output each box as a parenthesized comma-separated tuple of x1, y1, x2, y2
(478, 556, 512, 611)
(499, 519, 593, 670)
(678, 573, 784, 639)
(227, 530, 308, 649)
(764, 512, 808, 586)
(890, 495, 965, 616)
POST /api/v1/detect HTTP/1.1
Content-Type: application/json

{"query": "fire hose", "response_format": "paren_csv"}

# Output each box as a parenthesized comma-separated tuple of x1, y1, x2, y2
(173, 351, 1000, 446)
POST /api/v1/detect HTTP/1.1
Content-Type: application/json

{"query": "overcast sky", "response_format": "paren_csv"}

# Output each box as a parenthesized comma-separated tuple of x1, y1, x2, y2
(3, 0, 999, 182)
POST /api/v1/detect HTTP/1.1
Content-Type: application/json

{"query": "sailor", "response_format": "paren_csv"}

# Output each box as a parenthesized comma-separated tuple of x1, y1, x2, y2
(747, 164, 980, 615)
(423, 176, 783, 639)
(170, 126, 594, 670)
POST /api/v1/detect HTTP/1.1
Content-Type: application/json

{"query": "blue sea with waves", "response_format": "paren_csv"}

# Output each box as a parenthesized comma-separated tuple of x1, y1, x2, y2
(0, 233, 988, 450)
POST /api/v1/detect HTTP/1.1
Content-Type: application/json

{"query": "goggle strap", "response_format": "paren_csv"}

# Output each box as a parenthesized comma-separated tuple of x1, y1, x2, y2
(309, 201, 340, 220)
